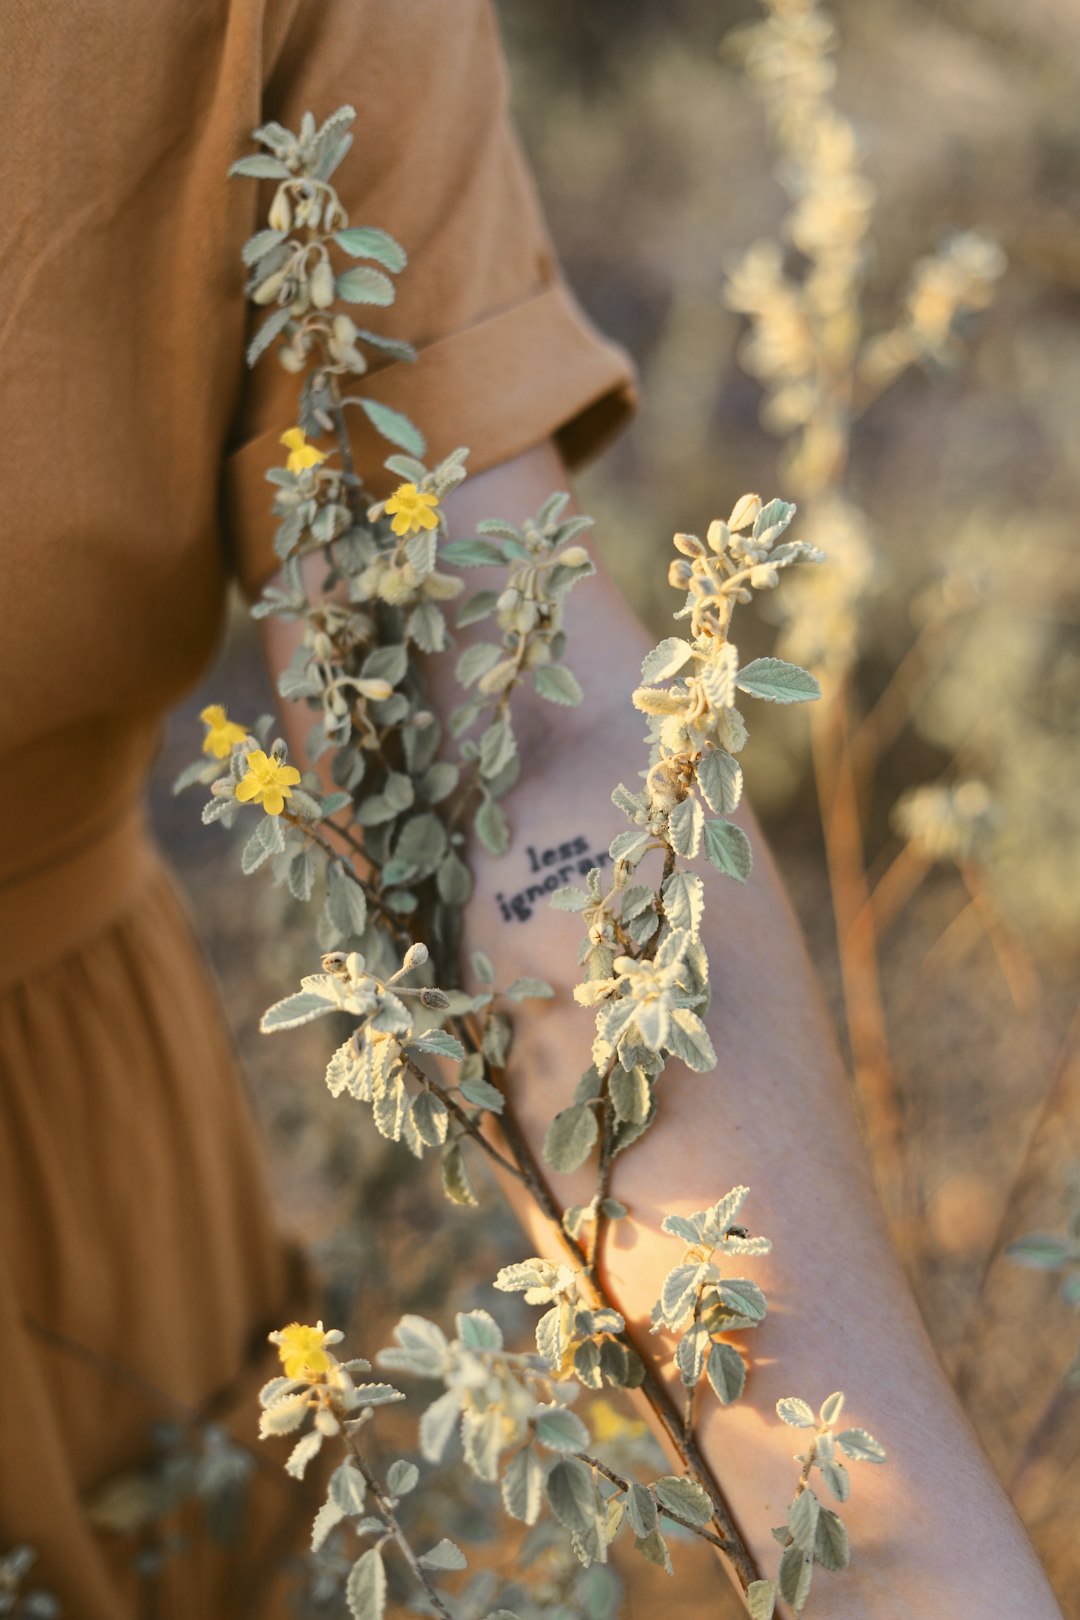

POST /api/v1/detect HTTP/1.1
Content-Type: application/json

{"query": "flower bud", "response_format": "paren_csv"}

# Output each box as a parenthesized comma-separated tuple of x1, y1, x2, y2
(558, 545, 589, 568)
(673, 532, 704, 557)
(253, 266, 289, 305)
(402, 942, 429, 970)
(310, 259, 335, 309)
(268, 189, 292, 233)
(728, 492, 762, 531)
(421, 987, 450, 1009)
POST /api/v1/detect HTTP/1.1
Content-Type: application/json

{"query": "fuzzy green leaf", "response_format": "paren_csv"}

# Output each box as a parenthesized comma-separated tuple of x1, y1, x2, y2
(819, 1459, 850, 1502)
(260, 991, 336, 1032)
(474, 796, 510, 855)
(504, 976, 555, 1001)
(641, 636, 695, 682)
(695, 749, 743, 814)
(654, 1475, 713, 1528)
(626, 1483, 658, 1539)
(442, 537, 506, 567)
(359, 398, 425, 457)
(335, 227, 406, 272)
(777, 1397, 817, 1429)
(533, 664, 584, 706)
(336, 266, 395, 306)
(835, 1428, 887, 1463)
(346, 1548, 386, 1620)
(546, 1457, 596, 1536)
(409, 1029, 466, 1061)
(814, 1507, 850, 1572)
(704, 818, 753, 882)
(502, 1445, 544, 1525)
(736, 657, 820, 705)
(230, 153, 291, 178)
(777, 1544, 813, 1611)
(748, 1581, 776, 1620)
(459, 1076, 505, 1114)
(534, 1406, 590, 1453)
(543, 1104, 599, 1173)
(441, 1142, 478, 1206)
(419, 1538, 466, 1571)
(788, 1488, 820, 1552)
(706, 1341, 747, 1405)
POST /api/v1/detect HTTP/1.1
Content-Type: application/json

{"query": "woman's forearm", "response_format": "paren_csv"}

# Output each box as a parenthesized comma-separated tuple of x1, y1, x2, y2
(260, 439, 1062, 1615)
(434, 443, 1063, 1616)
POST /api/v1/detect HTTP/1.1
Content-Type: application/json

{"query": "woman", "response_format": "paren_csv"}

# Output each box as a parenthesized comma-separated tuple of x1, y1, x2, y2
(0, 0, 1065, 1615)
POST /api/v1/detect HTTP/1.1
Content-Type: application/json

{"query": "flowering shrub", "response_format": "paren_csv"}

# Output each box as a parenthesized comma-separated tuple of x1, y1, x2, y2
(171, 94, 894, 1620)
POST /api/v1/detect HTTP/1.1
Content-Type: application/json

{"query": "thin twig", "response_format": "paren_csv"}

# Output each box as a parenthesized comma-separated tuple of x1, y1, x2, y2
(347, 1442, 456, 1620)
(578, 1453, 733, 1553)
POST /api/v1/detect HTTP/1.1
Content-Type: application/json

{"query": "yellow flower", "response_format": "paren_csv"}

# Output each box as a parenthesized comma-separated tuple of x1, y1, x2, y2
(276, 1322, 331, 1382)
(588, 1397, 648, 1446)
(235, 749, 302, 815)
(384, 482, 440, 537)
(199, 704, 248, 760)
(280, 427, 328, 475)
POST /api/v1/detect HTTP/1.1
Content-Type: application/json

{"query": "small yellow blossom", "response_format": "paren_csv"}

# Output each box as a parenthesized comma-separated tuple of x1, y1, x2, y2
(280, 427, 328, 475)
(588, 1397, 647, 1446)
(199, 704, 248, 760)
(384, 482, 440, 537)
(235, 749, 302, 815)
(275, 1322, 331, 1382)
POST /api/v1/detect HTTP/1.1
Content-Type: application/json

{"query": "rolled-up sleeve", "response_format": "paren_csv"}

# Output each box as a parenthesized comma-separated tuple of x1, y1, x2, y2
(223, 0, 638, 601)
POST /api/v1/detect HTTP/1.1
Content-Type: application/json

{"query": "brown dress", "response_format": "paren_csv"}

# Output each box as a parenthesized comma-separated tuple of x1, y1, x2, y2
(0, 1, 636, 1614)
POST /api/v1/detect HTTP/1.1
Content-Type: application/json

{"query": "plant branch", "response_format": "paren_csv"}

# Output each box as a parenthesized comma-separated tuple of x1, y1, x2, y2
(347, 1443, 456, 1620)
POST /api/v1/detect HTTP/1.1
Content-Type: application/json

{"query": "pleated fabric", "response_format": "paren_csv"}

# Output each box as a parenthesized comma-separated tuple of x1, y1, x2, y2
(0, 0, 636, 1609)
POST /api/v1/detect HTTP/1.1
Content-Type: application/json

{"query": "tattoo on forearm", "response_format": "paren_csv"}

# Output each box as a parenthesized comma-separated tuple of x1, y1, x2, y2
(495, 836, 610, 924)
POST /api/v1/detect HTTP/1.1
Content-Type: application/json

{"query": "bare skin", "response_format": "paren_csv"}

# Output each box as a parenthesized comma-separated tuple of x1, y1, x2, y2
(261, 439, 1063, 1617)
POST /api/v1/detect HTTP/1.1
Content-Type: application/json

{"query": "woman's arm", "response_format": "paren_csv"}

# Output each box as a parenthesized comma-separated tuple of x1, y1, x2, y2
(260, 439, 1063, 1617)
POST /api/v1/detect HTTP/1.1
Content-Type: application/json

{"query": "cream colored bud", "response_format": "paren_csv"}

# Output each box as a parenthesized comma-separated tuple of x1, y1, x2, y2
(253, 266, 289, 305)
(356, 678, 393, 702)
(668, 558, 693, 589)
(559, 545, 589, 568)
(321, 951, 348, 975)
(402, 942, 429, 970)
(313, 632, 333, 659)
(310, 259, 335, 309)
(673, 532, 704, 557)
(268, 189, 292, 233)
(315, 1408, 341, 1435)
(332, 314, 357, 344)
(707, 520, 730, 554)
(728, 493, 762, 531)
(278, 346, 305, 373)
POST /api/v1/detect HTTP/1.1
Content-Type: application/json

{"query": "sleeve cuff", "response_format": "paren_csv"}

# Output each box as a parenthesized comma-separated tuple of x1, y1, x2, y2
(223, 277, 638, 602)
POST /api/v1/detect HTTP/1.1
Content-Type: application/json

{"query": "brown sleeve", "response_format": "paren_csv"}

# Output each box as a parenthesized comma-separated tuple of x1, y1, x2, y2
(224, 0, 638, 601)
